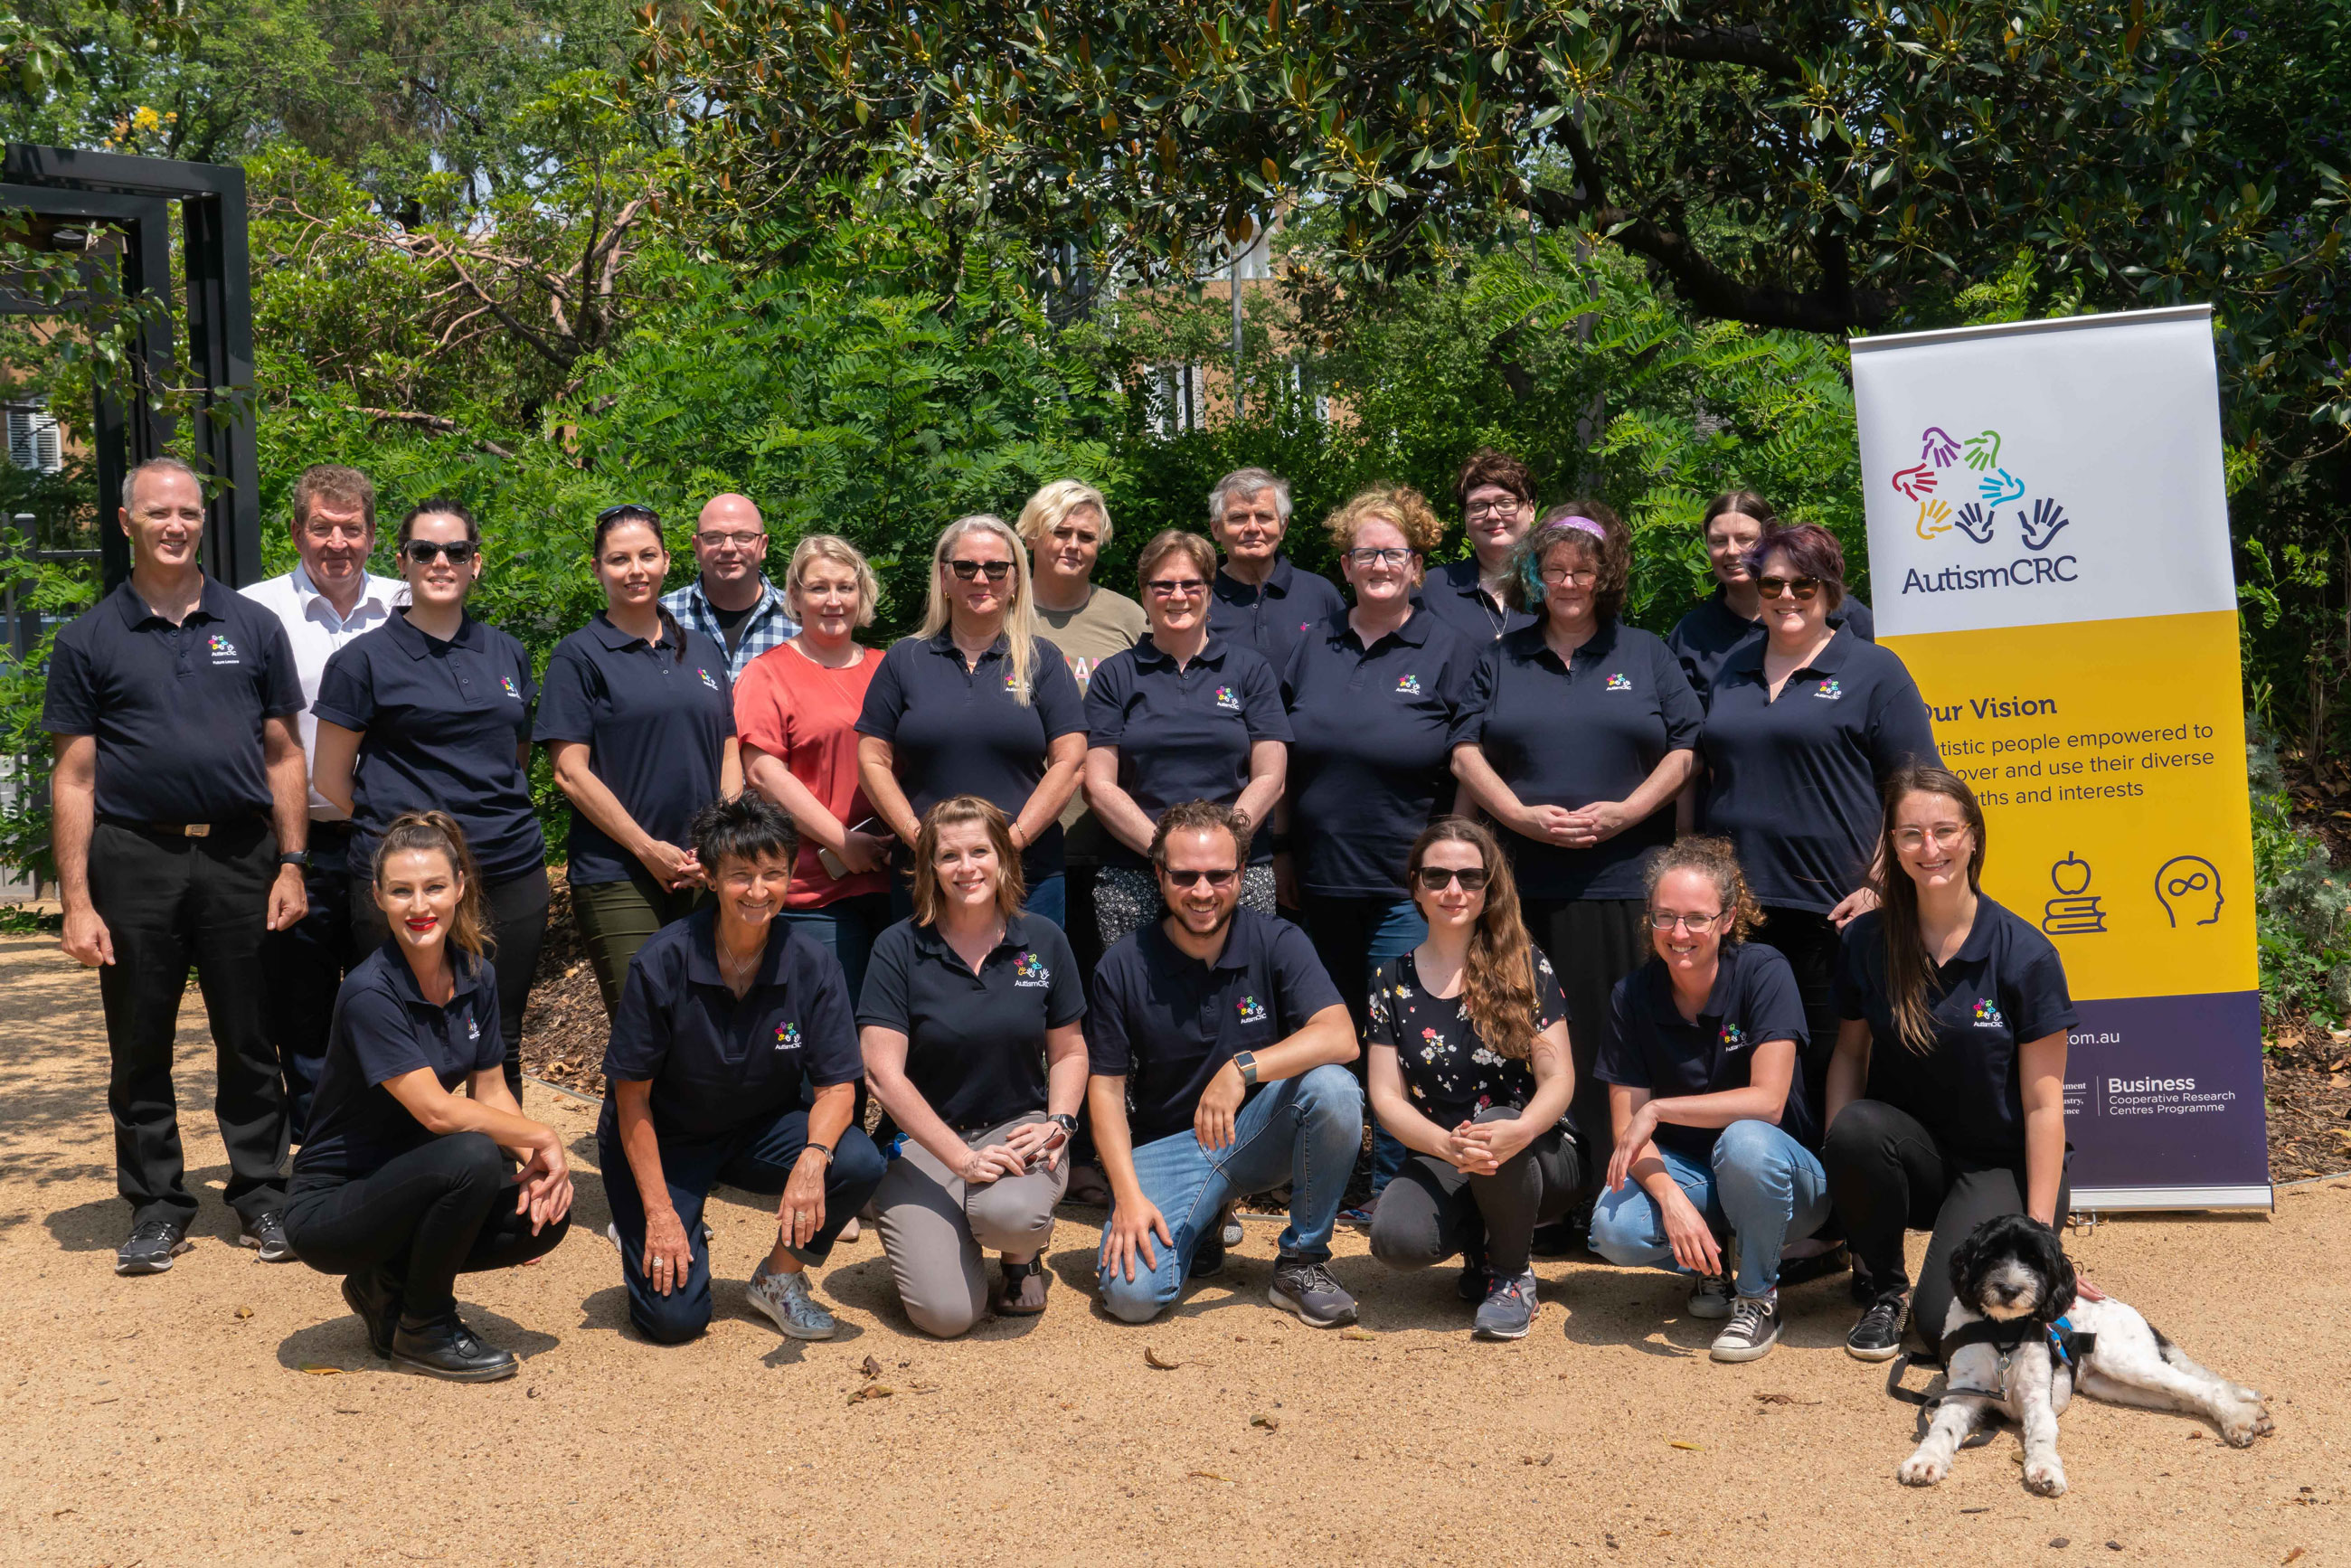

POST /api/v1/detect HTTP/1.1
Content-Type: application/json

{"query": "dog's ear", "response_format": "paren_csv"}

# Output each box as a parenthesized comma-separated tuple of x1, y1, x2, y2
(1948, 1215, 1994, 1303)
(2035, 1218, 2078, 1320)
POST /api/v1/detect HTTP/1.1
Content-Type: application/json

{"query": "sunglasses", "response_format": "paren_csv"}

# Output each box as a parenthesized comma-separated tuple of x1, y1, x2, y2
(1145, 578, 1207, 599)
(1160, 867, 1240, 889)
(597, 502, 657, 524)
(401, 539, 479, 565)
(1414, 865, 1491, 893)
(1756, 574, 1821, 601)
(948, 559, 1015, 582)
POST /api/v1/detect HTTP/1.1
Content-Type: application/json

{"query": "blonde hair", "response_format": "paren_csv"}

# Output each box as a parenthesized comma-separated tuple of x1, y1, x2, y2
(911, 796, 1027, 925)
(1016, 479, 1113, 550)
(1322, 485, 1445, 557)
(917, 513, 1042, 706)
(786, 534, 880, 628)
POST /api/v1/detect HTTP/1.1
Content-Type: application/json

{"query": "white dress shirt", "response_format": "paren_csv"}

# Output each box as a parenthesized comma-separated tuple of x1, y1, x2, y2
(241, 562, 409, 818)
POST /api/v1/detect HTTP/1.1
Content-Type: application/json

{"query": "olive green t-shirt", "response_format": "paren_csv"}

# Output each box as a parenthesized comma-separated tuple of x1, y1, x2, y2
(1035, 585, 1149, 856)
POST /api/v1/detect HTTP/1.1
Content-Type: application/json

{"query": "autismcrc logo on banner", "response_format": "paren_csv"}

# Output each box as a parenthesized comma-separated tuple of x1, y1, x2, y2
(1893, 426, 2081, 598)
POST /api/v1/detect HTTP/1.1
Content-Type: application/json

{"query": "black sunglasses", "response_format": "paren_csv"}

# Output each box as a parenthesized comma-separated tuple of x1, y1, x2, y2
(597, 502, 657, 524)
(948, 558, 1015, 582)
(1414, 865, 1491, 893)
(1161, 867, 1240, 889)
(401, 539, 479, 565)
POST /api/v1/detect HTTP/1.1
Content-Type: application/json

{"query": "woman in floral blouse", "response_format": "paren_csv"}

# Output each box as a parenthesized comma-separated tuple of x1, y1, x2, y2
(1364, 817, 1580, 1341)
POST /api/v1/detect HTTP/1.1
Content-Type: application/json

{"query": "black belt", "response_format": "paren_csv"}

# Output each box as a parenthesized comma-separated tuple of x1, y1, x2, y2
(96, 812, 262, 839)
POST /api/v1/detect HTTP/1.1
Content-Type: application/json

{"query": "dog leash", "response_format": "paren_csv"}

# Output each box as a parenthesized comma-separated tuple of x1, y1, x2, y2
(1886, 1318, 2098, 1410)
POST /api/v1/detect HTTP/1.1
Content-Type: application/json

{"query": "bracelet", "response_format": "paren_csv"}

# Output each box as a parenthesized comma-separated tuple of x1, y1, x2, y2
(805, 1140, 835, 1165)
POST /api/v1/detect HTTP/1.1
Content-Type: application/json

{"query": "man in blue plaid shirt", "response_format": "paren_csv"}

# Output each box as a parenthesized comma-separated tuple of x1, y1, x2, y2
(661, 493, 800, 679)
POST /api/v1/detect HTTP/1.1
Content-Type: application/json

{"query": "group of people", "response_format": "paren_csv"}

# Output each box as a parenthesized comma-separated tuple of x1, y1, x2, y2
(43, 450, 2074, 1384)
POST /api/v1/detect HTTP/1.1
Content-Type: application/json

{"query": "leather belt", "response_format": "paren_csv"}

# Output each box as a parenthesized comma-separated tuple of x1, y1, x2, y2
(96, 813, 254, 839)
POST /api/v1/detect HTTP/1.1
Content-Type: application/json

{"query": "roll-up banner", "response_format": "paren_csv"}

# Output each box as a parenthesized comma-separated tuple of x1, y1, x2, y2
(1851, 304, 2271, 1211)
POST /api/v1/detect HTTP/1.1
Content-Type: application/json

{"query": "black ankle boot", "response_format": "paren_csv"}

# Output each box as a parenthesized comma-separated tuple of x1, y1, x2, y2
(392, 1312, 518, 1382)
(340, 1266, 402, 1358)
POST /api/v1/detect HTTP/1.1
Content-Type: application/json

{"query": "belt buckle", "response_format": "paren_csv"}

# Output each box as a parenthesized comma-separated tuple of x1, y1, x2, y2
(183, 824, 210, 838)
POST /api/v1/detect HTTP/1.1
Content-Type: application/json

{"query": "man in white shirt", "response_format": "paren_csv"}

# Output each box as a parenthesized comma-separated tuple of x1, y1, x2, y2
(240, 465, 407, 1138)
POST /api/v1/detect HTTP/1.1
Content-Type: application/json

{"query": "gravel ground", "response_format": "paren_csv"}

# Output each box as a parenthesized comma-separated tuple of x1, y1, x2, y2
(4, 933, 2346, 1567)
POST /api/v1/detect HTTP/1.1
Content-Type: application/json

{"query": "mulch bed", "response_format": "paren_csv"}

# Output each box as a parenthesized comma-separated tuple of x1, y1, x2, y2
(516, 868, 610, 1100)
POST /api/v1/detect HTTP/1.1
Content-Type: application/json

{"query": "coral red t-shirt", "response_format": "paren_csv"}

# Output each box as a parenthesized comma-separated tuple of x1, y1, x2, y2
(733, 640, 890, 907)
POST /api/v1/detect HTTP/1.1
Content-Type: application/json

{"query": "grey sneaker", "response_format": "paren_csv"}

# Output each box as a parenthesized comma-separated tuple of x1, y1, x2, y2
(1687, 1273, 1734, 1319)
(746, 1262, 837, 1340)
(116, 1217, 192, 1276)
(238, 1211, 296, 1262)
(1220, 1206, 1244, 1249)
(1473, 1267, 1540, 1340)
(1268, 1255, 1357, 1327)
(1711, 1291, 1781, 1362)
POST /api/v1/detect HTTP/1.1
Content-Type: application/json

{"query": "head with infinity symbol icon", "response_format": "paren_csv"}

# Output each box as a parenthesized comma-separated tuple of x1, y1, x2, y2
(2154, 855, 2224, 928)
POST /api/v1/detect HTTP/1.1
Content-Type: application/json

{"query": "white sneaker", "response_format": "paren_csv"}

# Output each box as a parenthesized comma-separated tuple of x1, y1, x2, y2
(746, 1262, 837, 1340)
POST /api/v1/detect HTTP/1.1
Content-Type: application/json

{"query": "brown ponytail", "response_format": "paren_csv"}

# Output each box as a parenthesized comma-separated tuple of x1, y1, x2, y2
(373, 810, 495, 959)
(1642, 836, 1765, 943)
(1877, 766, 1988, 1055)
(1406, 817, 1540, 1060)
(593, 505, 686, 663)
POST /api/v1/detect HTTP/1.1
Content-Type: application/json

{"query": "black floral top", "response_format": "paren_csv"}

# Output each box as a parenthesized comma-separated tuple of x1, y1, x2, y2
(1366, 944, 1575, 1136)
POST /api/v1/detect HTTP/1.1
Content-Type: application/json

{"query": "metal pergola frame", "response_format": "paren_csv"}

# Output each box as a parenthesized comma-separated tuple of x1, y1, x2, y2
(0, 145, 260, 590)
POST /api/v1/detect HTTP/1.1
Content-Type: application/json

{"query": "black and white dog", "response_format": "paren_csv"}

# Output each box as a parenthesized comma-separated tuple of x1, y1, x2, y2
(1897, 1213, 2272, 1496)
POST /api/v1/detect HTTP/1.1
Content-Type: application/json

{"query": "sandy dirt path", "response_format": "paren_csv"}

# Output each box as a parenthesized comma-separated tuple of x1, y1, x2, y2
(1, 934, 2343, 1566)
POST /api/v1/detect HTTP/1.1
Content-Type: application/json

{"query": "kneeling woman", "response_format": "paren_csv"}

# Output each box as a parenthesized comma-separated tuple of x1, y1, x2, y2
(287, 812, 574, 1382)
(1366, 819, 1581, 1341)
(600, 795, 886, 1345)
(861, 797, 1089, 1336)
(1589, 837, 1825, 1364)
(1824, 766, 2074, 1363)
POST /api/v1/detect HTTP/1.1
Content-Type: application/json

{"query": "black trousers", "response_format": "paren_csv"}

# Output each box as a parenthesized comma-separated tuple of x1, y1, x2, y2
(1821, 1099, 2071, 1356)
(1751, 905, 1844, 1127)
(261, 822, 357, 1143)
(352, 864, 550, 1097)
(88, 818, 288, 1227)
(287, 1132, 570, 1324)
(1524, 896, 1648, 1184)
(1368, 1109, 1581, 1277)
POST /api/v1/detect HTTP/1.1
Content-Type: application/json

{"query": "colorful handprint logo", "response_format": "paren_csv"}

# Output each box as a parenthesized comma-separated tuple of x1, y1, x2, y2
(1899, 427, 2072, 553)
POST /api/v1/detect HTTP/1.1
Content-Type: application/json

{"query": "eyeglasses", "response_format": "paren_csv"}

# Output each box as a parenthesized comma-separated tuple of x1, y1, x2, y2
(1160, 866, 1240, 889)
(1756, 574, 1822, 601)
(1145, 578, 1207, 599)
(1464, 498, 1526, 519)
(1893, 825, 1972, 852)
(697, 530, 766, 550)
(1345, 546, 1417, 569)
(401, 539, 478, 565)
(948, 558, 1015, 582)
(1541, 566, 1598, 587)
(1414, 865, 1491, 893)
(598, 502, 658, 524)
(1648, 910, 1724, 931)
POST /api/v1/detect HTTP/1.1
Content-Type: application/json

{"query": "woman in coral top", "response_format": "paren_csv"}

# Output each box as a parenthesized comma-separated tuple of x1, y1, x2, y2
(736, 534, 894, 1004)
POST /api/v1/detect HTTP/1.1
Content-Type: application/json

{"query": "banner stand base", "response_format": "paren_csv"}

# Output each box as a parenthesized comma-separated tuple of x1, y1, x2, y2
(2069, 1185, 2274, 1214)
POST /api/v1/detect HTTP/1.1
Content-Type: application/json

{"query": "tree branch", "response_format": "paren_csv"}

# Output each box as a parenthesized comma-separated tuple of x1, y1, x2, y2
(1624, 24, 1803, 80)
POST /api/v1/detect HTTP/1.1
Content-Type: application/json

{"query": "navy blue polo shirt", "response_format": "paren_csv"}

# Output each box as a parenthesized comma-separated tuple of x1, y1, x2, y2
(857, 912, 1086, 1132)
(1413, 556, 1536, 645)
(1599, 940, 1816, 1157)
(42, 577, 304, 823)
(1836, 898, 2077, 1168)
(600, 906, 864, 1140)
(1206, 555, 1347, 673)
(1087, 906, 1345, 1148)
(533, 614, 737, 888)
(1083, 637, 1291, 869)
(1282, 609, 1478, 898)
(314, 610, 546, 884)
(855, 632, 1088, 882)
(1667, 588, 1876, 705)
(1452, 619, 1702, 902)
(1698, 628, 1941, 913)
(294, 941, 505, 1181)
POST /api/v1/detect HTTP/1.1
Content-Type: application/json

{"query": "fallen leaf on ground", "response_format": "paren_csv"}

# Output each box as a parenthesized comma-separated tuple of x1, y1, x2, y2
(847, 1384, 893, 1403)
(2283, 1551, 2305, 1566)
(2051, 1538, 2071, 1549)
(1251, 1413, 1280, 1431)
(859, 1355, 883, 1379)
(1751, 1392, 1818, 1405)
(1144, 1346, 1184, 1370)
(1339, 1327, 1375, 1341)
(232, 1305, 253, 1320)
(297, 1365, 344, 1376)
(1522, 1453, 1553, 1466)
(1668, 1440, 1703, 1451)
(1187, 1470, 1234, 1484)
(1961, 1507, 1990, 1515)
(50, 1507, 74, 1516)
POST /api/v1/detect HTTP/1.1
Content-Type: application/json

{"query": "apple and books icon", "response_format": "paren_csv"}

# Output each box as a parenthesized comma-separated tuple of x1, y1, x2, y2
(2042, 853, 2108, 935)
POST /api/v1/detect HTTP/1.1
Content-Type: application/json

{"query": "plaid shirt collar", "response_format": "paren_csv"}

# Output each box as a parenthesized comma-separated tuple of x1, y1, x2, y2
(659, 574, 800, 678)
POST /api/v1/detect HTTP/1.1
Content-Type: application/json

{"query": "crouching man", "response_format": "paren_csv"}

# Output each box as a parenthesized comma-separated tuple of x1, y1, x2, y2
(1087, 799, 1364, 1326)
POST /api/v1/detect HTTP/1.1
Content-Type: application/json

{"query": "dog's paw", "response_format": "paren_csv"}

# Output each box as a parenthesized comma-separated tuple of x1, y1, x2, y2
(2218, 1399, 2272, 1447)
(1897, 1450, 1950, 1488)
(2023, 1456, 2069, 1497)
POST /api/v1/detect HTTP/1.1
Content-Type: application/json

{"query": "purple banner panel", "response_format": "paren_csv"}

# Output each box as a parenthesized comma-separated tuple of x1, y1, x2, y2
(2062, 991, 2270, 1194)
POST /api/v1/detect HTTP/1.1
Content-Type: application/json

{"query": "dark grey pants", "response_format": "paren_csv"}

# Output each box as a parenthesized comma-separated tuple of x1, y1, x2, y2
(1368, 1108, 1582, 1277)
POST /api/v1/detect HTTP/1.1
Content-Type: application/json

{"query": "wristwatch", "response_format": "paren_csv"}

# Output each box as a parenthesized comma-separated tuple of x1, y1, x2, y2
(1049, 1112, 1079, 1134)
(1232, 1050, 1259, 1087)
(277, 850, 311, 869)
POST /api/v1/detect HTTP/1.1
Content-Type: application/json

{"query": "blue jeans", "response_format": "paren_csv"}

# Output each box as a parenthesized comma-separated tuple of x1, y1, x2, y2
(1298, 893, 1425, 1198)
(1588, 1119, 1830, 1298)
(1097, 1064, 1364, 1324)
(775, 892, 892, 1008)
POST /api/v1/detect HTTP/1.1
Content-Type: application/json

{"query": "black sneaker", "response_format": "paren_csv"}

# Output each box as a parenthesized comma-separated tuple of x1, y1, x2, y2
(1778, 1241, 1850, 1288)
(340, 1267, 402, 1358)
(1189, 1224, 1227, 1280)
(1268, 1255, 1358, 1327)
(1455, 1261, 1493, 1303)
(1846, 1293, 1909, 1362)
(238, 1212, 296, 1263)
(116, 1217, 192, 1276)
(392, 1313, 518, 1382)
(1528, 1218, 1581, 1258)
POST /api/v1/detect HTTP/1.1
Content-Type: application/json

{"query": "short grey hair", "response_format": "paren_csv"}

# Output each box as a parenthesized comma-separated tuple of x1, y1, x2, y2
(122, 455, 203, 517)
(1207, 468, 1292, 530)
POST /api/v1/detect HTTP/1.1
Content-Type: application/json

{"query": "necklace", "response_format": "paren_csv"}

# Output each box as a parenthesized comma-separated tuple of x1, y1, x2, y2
(716, 926, 764, 989)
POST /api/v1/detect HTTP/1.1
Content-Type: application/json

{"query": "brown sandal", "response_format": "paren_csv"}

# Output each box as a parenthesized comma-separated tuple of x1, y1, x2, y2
(994, 1253, 1050, 1316)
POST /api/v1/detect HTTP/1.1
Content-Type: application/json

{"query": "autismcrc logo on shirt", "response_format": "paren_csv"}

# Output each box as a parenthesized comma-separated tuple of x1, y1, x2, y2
(1235, 995, 1270, 1025)
(1814, 678, 1844, 701)
(774, 1020, 800, 1052)
(697, 667, 719, 691)
(206, 634, 239, 664)
(1971, 998, 2006, 1029)
(1718, 1021, 1747, 1051)
(501, 675, 521, 699)
(1214, 685, 1242, 711)
(1393, 674, 1423, 696)
(1605, 672, 1633, 693)
(1013, 950, 1051, 987)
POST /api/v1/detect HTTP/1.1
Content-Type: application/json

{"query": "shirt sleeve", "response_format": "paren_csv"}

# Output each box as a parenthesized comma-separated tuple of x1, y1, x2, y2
(1082, 651, 1134, 747)
(798, 952, 864, 1089)
(1865, 651, 1942, 778)
(600, 946, 674, 1084)
(467, 963, 508, 1075)
(38, 627, 97, 736)
(1742, 946, 1811, 1050)
(530, 643, 599, 745)
(1431, 625, 1478, 723)
(854, 641, 909, 741)
(1364, 957, 1402, 1050)
(1084, 949, 1137, 1078)
(310, 640, 376, 732)
(853, 923, 915, 1033)
(2008, 926, 2081, 1042)
(1030, 638, 1088, 740)
(1269, 918, 1345, 1028)
(256, 615, 306, 718)
(339, 985, 434, 1088)
(1238, 651, 1292, 742)
(1652, 637, 1704, 751)
(1530, 947, 1569, 1034)
(732, 654, 787, 757)
(512, 638, 540, 732)
(1592, 976, 1649, 1089)
(1449, 643, 1504, 748)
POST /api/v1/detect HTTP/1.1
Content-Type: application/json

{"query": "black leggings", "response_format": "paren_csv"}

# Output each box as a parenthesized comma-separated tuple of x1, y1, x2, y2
(286, 1132, 571, 1323)
(1368, 1110, 1582, 1277)
(1750, 905, 1842, 1127)
(1821, 1099, 2070, 1356)
(352, 865, 550, 1098)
